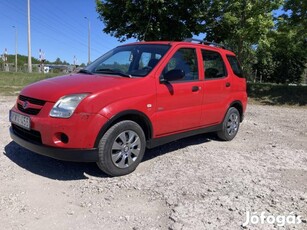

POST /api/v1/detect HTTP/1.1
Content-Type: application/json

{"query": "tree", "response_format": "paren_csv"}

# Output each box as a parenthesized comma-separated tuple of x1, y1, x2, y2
(283, 0, 307, 32)
(283, 0, 307, 72)
(254, 25, 306, 84)
(54, 57, 62, 64)
(202, 0, 282, 79)
(253, 37, 276, 83)
(96, 0, 306, 83)
(96, 0, 208, 41)
(271, 25, 305, 84)
(253, 0, 307, 84)
(96, 0, 282, 78)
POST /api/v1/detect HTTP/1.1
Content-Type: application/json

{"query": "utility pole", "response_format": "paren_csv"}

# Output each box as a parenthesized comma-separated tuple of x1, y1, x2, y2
(12, 26, 18, 72)
(73, 55, 78, 66)
(3, 48, 9, 72)
(84, 17, 90, 65)
(39, 49, 46, 73)
(27, 0, 32, 73)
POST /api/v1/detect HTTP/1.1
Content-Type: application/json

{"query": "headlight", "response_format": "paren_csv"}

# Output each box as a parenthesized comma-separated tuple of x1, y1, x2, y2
(49, 93, 88, 118)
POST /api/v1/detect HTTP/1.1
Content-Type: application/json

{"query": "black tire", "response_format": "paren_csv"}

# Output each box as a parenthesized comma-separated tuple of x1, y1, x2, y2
(217, 107, 240, 141)
(96, 120, 146, 177)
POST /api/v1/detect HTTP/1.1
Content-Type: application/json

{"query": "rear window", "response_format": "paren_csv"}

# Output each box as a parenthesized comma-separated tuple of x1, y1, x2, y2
(227, 55, 244, 78)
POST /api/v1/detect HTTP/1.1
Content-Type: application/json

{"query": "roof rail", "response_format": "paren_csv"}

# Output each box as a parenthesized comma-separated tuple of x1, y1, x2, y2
(183, 38, 227, 49)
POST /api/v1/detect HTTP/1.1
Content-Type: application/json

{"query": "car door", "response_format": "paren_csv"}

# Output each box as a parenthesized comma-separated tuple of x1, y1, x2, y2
(201, 49, 231, 126)
(153, 47, 204, 136)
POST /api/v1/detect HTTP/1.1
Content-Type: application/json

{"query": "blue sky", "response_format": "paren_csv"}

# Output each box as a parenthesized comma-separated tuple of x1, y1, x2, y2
(0, 0, 135, 65)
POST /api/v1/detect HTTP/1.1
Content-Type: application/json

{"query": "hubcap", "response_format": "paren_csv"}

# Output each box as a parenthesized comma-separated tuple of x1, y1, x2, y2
(111, 130, 141, 169)
(226, 113, 239, 136)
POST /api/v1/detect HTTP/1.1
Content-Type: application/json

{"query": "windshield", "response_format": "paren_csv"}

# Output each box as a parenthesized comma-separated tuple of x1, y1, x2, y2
(84, 44, 170, 77)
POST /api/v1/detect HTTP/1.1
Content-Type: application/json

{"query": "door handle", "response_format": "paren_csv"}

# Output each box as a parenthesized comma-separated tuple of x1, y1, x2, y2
(192, 86, 200, 92)
(226, 82, 231, 87)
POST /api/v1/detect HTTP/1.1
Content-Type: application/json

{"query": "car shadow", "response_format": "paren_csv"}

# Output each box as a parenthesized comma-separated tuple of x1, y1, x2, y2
(143, 133, 217, 162)
(4, 142, 107, 180)
(4, 133, 217, 181)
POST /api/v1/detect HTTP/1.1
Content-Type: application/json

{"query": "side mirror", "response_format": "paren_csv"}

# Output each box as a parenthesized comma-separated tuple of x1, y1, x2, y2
(160, 69, 185, 83)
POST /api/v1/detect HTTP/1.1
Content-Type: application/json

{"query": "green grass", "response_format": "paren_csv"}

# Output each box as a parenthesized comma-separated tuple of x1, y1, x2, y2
(247, 83, 307, 106)
(0, 71, 61, 95)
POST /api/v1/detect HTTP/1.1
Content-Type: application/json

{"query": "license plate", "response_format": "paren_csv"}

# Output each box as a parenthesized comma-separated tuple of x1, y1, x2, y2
(10, 111, 31, 130)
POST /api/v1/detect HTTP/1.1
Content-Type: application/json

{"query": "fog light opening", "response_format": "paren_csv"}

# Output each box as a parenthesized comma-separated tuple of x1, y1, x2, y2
(60, 133, 69, 144)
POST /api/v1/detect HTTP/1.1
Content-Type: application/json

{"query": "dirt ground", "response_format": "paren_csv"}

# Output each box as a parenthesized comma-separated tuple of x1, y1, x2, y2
(1, 96, 307, 230)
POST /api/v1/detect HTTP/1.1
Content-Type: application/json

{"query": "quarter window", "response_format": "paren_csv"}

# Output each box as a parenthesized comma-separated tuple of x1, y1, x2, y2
(227, 55, 244, 78)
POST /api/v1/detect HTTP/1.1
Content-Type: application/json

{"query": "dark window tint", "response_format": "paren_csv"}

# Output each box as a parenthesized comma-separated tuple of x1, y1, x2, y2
(202, 50, 226, 80)
(162, 48, 199, 81)
(227, 55, 244, 78)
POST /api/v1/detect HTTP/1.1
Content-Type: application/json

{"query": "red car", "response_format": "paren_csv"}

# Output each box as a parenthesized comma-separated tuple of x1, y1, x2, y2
(9, 39, 247, 176)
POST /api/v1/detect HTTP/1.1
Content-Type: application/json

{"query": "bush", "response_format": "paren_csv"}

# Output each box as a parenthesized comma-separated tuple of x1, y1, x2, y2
(247, 82, 307, 106)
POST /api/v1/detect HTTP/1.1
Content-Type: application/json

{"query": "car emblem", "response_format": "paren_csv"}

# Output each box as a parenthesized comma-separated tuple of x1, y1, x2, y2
(23, 101, 29, 109)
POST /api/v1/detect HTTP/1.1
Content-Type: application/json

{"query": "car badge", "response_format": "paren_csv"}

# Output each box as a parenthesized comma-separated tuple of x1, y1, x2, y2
(23, 101, 29, 109)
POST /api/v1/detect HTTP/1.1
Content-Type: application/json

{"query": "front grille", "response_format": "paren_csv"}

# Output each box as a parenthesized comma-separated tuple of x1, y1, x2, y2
(19, 95, 46, 106)
(17, 95, 46, 115)
(17, 103, 41, 115)
(12, 124, 42, 144)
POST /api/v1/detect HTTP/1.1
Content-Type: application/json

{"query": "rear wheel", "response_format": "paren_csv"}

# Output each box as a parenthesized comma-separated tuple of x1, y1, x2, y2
(97, 120, 146, 176)
(217, 107, 240, 141)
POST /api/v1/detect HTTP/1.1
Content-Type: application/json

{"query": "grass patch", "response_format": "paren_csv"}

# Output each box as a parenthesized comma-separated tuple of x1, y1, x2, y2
(0, 71, 61, 96)
(247, 83, 307, 106)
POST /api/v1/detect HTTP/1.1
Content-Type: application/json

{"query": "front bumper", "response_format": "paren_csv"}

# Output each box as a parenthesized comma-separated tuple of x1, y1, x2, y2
(10, 127, 99, 162)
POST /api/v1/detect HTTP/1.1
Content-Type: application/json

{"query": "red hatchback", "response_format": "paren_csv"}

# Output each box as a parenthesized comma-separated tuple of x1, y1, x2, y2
(9, 39, 247, 176)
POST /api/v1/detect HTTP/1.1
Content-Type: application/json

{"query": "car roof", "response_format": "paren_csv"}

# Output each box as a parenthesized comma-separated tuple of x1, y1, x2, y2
(121, 41, 236, 56)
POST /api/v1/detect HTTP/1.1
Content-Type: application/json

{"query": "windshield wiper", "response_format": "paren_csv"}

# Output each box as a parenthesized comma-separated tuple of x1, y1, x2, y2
(78, 69, 93, 75)
(95, 69, 132, 78)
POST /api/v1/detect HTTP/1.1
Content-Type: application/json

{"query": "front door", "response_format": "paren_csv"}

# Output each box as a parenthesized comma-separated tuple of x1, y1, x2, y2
(154, 47, 203, 136)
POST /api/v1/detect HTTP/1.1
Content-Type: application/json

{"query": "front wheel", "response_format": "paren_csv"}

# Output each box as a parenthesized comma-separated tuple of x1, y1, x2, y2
(217, 107, 240, 141)
(97, 120, 146, 176)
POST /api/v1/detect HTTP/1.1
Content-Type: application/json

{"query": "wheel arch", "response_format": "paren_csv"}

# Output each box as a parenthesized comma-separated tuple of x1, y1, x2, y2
(94, 110, 153, 148)
(229, 100, 244, 122)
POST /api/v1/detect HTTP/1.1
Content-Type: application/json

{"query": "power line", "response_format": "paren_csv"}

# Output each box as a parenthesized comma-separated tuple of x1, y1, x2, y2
(1, 0, 114, 63)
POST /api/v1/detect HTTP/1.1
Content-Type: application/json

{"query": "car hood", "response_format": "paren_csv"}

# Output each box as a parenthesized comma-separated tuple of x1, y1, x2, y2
(20, 73, 138, 102)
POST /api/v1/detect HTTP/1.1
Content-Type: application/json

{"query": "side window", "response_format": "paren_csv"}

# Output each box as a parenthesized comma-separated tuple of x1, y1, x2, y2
(163, 48, 199, 81)
(139, 52, 151, 68)
(227, 55, 244, 78)
(202, 50, 226, 80)
(139, 53, 162, 69)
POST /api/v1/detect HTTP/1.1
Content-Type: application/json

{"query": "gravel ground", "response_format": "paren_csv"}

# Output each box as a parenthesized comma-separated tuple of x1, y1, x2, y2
(1, 96, 307, 230)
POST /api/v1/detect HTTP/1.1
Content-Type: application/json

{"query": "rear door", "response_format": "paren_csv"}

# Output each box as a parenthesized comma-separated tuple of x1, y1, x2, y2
(154, 47, 204, 136)
(201, 49, 231, 126)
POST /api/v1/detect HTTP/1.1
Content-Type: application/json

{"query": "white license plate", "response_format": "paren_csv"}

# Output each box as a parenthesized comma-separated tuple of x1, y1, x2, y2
(10, 111, 31, 130)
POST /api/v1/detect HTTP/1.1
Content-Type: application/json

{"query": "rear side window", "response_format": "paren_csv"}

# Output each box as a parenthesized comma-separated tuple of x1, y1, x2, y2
(202, 50, 226, 80)
(227, 55, 244, 78)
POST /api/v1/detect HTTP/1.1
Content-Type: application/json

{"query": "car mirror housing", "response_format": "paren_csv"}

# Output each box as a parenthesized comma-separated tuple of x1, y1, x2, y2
(160, 69, 185, 83)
